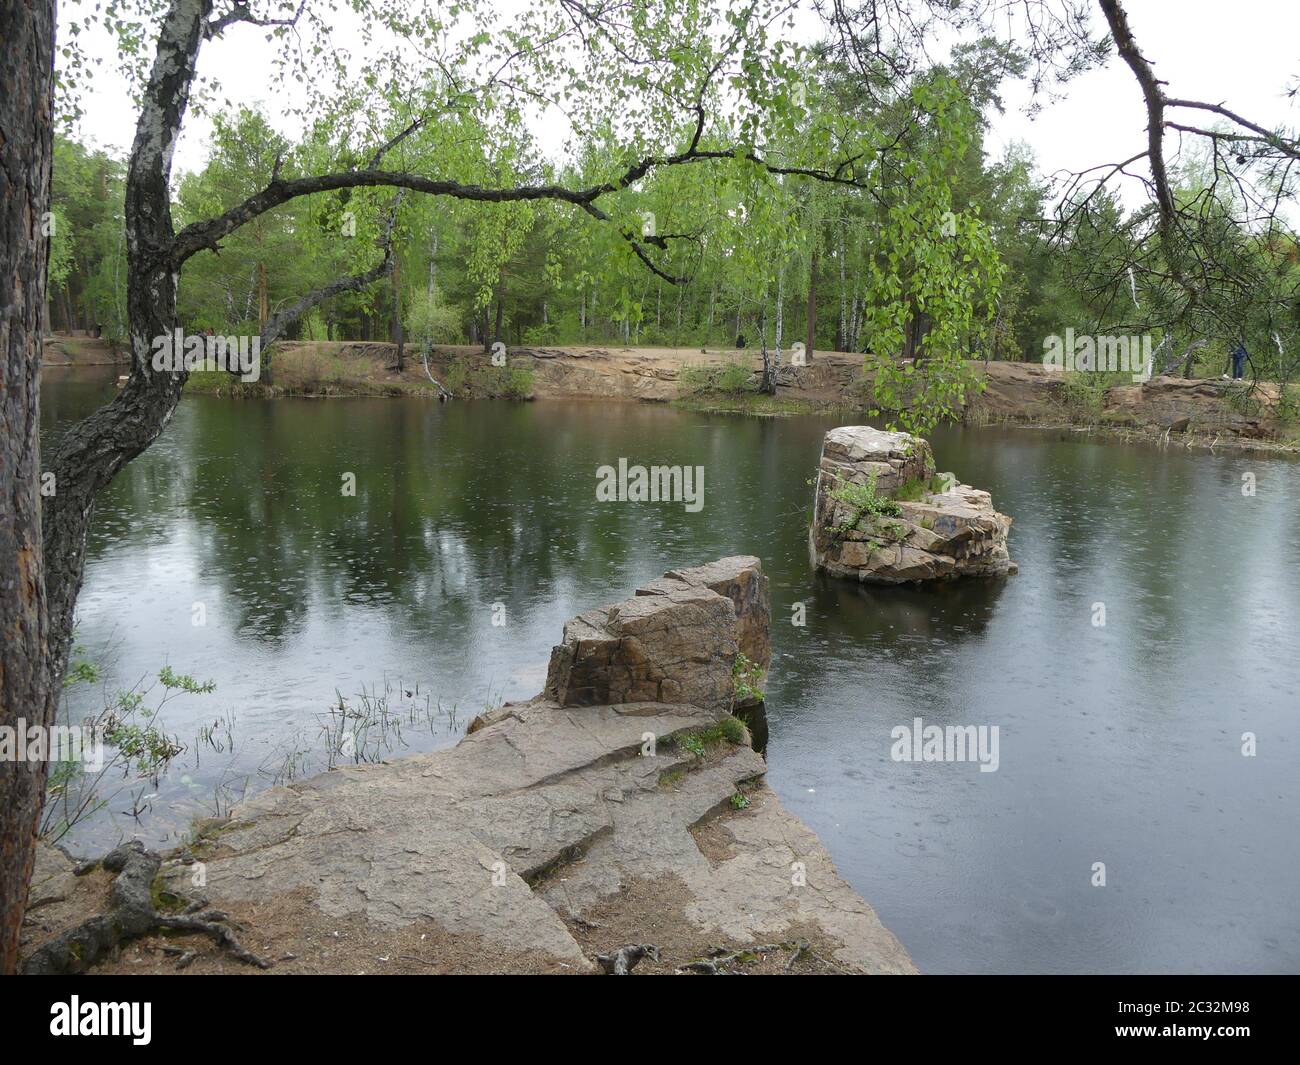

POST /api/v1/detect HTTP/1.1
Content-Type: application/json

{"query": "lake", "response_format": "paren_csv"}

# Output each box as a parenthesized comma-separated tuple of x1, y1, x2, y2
(40, 365, 1300, 974)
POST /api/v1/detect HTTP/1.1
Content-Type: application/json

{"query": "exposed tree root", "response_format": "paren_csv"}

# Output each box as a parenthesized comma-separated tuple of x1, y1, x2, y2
(20, 841, 271, 974)
(677, 941, 790, 974)
(596, 943, 660, 974)
(677, 938, 843, 975)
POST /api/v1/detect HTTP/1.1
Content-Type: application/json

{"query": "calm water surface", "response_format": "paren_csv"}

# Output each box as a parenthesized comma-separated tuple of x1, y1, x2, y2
(40, 366, 1300, 974)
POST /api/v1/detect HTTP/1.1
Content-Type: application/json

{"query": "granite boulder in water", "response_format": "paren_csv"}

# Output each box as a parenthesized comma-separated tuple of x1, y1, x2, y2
(809, 426, 1016, 584)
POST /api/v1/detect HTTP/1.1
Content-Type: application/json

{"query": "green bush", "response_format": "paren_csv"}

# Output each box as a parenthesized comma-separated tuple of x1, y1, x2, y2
(1057, 372, 1106, 421)
(405, 288, 461, 348)
(522, 323, 560, 346)
(679, 357, 754, 396)
(443, 358, 468, 394)
(504, 366, 534, 399)
(1277, 384, 1300, 425)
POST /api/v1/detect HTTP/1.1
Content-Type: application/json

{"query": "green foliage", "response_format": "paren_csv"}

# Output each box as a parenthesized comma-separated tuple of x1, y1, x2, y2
(1056, 372, 1107, 422)
(473, 364, 534, 399)
(63, 656, 100, 688)
(829, 472, 901, 537)
(1277, 385, 1300, 425)
(858, 78, 1004, 435)
(443, 358, 469, 394)
(47, 137, 128, 340)
(49, 2, 1299, 436)
(893, 476, 928, 502)
(158, 666, 217, 695)
(679, 358, 754, 395)
(731, 653, 765, 702)
(405, 287, 461, 347)
(671, 715, 747, 758)
(43, 661, 216, 843)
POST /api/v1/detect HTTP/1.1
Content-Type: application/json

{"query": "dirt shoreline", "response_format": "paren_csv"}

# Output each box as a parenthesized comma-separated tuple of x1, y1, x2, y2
(45, 335, 1300, 453)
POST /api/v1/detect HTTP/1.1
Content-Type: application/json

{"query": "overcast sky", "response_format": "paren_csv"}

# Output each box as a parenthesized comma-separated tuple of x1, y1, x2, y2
(988, 0, 1300, 203)
(63, 0, 1300, 207)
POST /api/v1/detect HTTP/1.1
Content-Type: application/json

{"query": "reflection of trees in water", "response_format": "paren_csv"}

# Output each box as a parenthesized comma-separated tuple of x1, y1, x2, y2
(80, 399, 846, 649)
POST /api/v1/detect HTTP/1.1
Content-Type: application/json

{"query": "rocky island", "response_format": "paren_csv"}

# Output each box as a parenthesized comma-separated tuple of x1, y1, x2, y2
(810, 426, 1017, 584)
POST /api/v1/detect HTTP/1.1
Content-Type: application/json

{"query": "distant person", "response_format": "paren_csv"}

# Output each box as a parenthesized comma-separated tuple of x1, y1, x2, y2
(1230, 342, 1248, 380)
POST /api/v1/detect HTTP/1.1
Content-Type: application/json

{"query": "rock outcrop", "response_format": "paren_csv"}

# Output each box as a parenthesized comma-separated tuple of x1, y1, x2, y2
(33, 557, 912, 974)
(810, 426, 1017, 584)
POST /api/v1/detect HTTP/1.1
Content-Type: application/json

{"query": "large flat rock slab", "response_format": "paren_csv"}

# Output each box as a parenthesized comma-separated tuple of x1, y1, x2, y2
(65, 557, 913, 974)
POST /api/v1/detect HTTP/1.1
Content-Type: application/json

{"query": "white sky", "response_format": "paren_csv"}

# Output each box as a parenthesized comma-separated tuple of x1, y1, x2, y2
(64, 0, 1300, 207)
(988, 0, 1300, 203)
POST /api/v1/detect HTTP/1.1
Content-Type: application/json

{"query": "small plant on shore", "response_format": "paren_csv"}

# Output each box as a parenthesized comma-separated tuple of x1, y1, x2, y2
(1056, 372, 1106, 422)
(890, 471, 953, 502)
(732, 653, 765, 703)
(680, 358, 753, 396)
(443, 358, 469, 394)
(669, 716, 747, 759)
(679, 731, 708, 757)
(729, 792, 751, 810)
(893, 476, 928, 502)
(42, 661, 214, 844)
(503, 366, 534, 399)
(474, 364, 534, 399)
(99, 668, 210, 777)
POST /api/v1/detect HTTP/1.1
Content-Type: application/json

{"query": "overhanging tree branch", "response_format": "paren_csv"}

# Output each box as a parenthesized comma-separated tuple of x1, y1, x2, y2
(259, 194, 404, 349)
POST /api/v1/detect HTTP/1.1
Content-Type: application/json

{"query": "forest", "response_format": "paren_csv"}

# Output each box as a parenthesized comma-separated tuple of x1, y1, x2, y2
(48, 33, 1300, 397)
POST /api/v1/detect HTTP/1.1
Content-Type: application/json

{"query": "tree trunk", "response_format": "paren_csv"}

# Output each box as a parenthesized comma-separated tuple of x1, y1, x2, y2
(758, 296, 776, 394)
(0, 0, 56, 976)
(774, 267, 784, 365)
(392, 254, 404, 371)
(60, 287, 75, 334)
(836, 229, 846, 352)
(26, 2, 212, 975)
(493, 267, 505, 345)
(805, 248, 818, 362)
